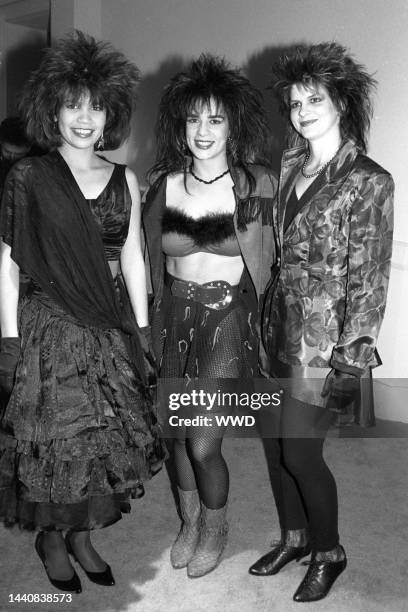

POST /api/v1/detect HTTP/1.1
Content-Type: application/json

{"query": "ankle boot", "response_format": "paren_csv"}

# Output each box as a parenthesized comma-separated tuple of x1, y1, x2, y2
(170, 488, 201, 569)
(249, 529, 310, 576)
(187, 502, 228, 578)
(249, 542, 311, 576)
(293, 546, 347, 602)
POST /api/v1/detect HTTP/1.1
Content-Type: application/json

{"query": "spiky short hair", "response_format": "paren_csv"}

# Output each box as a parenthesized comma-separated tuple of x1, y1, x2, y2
(149, 54, 269, 183)
(273, 42, 376, 152)
(20, 30, 140, 150)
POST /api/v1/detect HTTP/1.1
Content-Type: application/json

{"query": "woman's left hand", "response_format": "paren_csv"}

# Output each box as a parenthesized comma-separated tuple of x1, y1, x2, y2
(139, 325, 158, 387)
(322, 368, 360, 411)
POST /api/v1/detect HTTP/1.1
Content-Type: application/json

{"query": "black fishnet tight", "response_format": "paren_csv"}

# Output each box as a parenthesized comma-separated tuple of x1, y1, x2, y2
(160, 286, 256, 509)
(174, 421, 229, 509)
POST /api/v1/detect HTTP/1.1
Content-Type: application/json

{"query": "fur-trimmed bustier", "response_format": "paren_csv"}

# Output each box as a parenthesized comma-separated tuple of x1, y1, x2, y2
(161, 207, 240, 257)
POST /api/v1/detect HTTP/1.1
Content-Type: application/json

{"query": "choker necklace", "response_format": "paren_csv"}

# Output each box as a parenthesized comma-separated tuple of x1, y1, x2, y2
(301, 149, 339, 179)
(190, 164, 230, 185)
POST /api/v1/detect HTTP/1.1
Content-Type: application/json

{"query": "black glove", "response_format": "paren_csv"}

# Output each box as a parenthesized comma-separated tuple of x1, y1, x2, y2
(0, 337, 20, 394)
(322, 368, 360, 413)
(139, 324, 152, 347)
(138, 325, 158, 387)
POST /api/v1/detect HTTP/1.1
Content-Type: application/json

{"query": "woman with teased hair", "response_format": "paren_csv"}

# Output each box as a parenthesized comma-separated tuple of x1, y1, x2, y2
(250, 43, 394, 601)
(0, 31, 166, 593)
(143, 54, 277, 577)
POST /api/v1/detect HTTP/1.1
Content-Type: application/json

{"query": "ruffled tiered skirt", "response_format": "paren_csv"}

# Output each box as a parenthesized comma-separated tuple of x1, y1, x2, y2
(0, 290, 166, 531)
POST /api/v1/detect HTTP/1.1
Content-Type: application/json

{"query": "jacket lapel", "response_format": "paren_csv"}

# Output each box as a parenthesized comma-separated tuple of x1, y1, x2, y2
(277, 145, 304, 248)
(142, 176, 166, 297)
(230, 166, 263, 298)
(278, 140, 358, 243)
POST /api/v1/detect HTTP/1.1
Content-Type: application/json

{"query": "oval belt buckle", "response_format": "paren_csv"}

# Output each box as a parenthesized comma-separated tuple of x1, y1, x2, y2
(204, 284, 233, 310)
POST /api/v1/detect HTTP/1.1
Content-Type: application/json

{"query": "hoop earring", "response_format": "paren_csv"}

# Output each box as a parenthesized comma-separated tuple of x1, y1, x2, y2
(97, 133, 105, 151)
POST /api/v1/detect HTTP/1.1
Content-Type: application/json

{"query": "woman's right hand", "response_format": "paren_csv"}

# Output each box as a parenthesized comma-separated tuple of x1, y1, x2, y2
(0, 337, 20, 394)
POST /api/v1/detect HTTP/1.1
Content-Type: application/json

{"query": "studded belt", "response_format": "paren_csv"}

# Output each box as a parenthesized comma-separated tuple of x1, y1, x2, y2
(166, 274, 239, 310)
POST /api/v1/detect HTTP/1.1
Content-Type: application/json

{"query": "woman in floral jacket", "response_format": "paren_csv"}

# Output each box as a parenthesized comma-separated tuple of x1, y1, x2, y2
(250, 43, 394, 602)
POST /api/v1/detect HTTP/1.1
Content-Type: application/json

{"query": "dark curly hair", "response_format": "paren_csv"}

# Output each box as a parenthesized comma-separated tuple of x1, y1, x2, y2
(272, 42, 376, 152)
(19, 30, 140, 150)
(148, 54, 269, 188)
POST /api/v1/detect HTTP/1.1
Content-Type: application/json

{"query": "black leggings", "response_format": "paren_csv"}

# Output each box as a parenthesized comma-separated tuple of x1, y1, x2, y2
(262, 396, 339, 551)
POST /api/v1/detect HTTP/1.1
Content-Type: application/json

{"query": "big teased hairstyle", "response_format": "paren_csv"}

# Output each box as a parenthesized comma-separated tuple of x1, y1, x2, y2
(272, 42, 376, 152)
(20, 30, 140, 150)
(149, 54, 269, 187)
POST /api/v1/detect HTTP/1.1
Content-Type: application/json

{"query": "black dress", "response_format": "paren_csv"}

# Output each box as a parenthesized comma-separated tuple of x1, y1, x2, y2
(0, 159, 166, 531)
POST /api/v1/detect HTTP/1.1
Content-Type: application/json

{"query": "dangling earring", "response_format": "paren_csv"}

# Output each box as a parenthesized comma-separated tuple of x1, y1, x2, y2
(53, 117, 59, 132)
(97, 133, 105, 151)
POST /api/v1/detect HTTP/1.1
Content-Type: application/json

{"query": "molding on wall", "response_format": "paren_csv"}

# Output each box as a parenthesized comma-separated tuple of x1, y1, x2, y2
(374, 379, 408, 423)
(0, 0, 49, 21)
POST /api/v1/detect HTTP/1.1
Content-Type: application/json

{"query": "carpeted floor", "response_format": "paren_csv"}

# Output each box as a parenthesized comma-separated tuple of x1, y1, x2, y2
(0, 429, 407, 612)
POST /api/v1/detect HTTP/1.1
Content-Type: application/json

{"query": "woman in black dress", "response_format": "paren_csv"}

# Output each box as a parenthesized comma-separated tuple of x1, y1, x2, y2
(0, 31, 165, 593)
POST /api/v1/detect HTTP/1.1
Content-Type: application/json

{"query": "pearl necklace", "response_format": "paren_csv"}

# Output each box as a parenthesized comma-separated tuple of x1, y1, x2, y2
(190, 164, 230, 185)
(301, 150, 339, 179)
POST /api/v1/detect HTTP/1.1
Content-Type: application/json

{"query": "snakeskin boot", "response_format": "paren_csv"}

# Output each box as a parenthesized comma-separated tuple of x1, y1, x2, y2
(170, 488, 201, 569)
(187, 502, 228, 578)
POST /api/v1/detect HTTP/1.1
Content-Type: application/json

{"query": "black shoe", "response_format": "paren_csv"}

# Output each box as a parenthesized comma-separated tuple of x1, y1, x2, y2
(65, 531, 115, 586)
(35, 532, 82, 593)
(249, 543, 311, 576)
(293, 547, 347, 602)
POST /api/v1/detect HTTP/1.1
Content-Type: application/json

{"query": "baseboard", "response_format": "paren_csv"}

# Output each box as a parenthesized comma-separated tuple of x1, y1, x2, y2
(373, 379, 408, 423)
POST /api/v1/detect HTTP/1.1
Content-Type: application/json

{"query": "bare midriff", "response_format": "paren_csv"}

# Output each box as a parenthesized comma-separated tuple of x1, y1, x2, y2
(166, 252, 244, 285)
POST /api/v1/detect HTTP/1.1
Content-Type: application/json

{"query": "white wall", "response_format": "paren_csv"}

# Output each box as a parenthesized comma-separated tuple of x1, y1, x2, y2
(50, 0, 101, 42)
(100, 0, 408, 420)
(0, 0, 49, 118)
(4, 22, 47, 114)
(101, 0, 407, 230)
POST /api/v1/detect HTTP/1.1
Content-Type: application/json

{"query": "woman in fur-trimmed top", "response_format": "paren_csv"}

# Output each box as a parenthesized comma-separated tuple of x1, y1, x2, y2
(143, 54, 277, 578)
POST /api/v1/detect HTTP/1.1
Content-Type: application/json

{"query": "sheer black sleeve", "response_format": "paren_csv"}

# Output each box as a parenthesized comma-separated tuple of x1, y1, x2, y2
(0, 158, 32, 253)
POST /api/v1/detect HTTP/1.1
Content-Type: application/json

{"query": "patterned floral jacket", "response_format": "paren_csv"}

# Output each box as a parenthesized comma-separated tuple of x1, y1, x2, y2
(262, 139, 394, 390)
